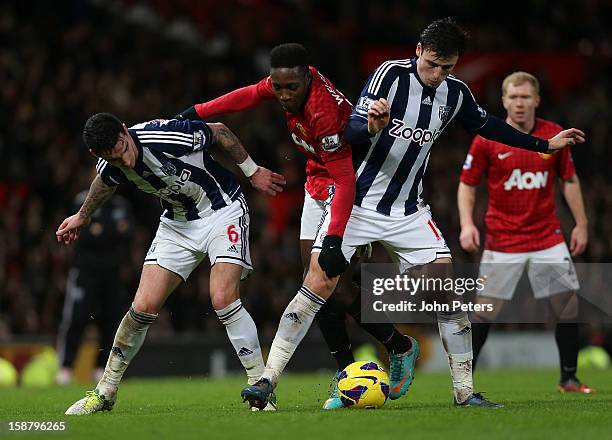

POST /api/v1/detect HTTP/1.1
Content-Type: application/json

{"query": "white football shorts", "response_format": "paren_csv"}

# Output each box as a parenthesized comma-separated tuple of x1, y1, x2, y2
(478, 242, 580, 299)
(313, 201, 451, 273)
(299, 189, 329, 241)
(144, 194, 252, 281)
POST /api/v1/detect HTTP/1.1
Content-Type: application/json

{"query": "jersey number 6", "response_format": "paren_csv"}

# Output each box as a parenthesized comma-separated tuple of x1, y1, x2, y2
(227, 225, 239, 244)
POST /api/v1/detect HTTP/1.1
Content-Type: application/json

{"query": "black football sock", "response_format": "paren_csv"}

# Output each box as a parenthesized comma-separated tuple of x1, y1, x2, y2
(471, 322, 491, 368)
(316, 296, 354, 371)
(347, 293, 412, 354)
(555, 322, 579, 383)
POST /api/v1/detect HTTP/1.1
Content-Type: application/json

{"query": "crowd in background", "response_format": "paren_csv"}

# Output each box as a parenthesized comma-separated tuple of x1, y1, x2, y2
(1, 0, 611, 340)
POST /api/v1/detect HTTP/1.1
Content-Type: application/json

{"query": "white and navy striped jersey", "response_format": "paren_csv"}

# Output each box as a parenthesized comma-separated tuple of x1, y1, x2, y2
(350, 57, 489, 217)
(96, 119, 241, 221)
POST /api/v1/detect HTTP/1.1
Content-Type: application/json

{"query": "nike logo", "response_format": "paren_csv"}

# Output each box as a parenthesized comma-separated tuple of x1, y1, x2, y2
(391, 370, 412, 394)
(498, 152, 513, 160)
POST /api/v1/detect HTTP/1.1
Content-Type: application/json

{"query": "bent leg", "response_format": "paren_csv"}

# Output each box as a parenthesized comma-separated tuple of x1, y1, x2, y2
(263, 255, 337, 384)
(211, 262, 264, 385)
(97, 264, 181, 397)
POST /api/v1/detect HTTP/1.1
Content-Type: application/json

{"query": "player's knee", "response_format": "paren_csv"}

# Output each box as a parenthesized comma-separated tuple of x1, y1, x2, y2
(210, 285, 240, 310)
(557, 292, 578, 321)
(304, 265, 336, 298)
(133, 291, 163, 314)
(132, 297, 160, 315)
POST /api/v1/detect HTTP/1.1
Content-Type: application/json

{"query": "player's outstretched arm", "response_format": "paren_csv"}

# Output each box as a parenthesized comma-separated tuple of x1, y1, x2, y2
(56, 175, 116, 245)
(547, 128, 586, 152)
(476, 116, 586, 154)
(174, 83, 270, 120)
(457, 182, 480, 253)
(208, 122, 286, 196)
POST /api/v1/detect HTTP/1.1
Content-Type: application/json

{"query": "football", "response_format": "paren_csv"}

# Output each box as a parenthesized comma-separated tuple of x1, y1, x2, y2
(337, 361, 390, 409)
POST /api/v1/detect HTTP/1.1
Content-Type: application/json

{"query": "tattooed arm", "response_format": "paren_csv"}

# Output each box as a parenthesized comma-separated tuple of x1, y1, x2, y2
(207, 122, 286, 196)
(208, 122, 250, 164)
(56, 175, 117, 244)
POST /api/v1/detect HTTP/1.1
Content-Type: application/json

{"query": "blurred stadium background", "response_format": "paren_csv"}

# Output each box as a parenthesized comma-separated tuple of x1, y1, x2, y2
(0, 0, 611, 385)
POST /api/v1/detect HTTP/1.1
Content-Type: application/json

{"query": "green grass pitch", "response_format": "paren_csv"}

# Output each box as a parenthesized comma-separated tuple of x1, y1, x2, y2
(1, 369, 610, 440)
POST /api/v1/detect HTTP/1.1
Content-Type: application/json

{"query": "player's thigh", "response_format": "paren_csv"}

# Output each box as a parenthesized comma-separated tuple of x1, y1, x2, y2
(527, 242, 580, 299)
(409, 257, 456, 305)
(209, 262, 243, 310)
(133, 264, 183, 314)
(300, 240, 314, 279)
(145, 219, 206, 283)
(472, 296, 508, 322)
(333, 249, 367, 308)
(303, 253, 340, 299)
(478, 250, 527, 301)
(207, 195, 253, 281)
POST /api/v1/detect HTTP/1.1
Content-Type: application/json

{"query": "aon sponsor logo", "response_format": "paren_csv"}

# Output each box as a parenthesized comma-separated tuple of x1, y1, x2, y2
(388, 118, 441, 146)
(504, 169, 548, 190)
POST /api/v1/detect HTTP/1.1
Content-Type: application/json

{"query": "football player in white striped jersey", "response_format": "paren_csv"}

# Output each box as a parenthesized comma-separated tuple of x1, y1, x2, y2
(58, 113, 285, 415)
(342, 18, 584, 408)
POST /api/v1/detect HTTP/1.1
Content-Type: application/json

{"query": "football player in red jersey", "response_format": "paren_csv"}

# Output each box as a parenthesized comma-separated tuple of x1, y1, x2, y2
(458, 71, 592, 393)
(176, 44, 415, 409)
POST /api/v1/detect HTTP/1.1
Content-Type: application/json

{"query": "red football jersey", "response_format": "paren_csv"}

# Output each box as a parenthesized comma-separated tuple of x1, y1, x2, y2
(460, 118, 576, 252)
(195, 66, 355, 237)
(255, 67, 353, 200)
(196, 66, 353, 201)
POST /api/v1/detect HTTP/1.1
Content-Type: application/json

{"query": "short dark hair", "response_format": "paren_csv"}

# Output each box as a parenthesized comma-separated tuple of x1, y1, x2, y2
(270, 43, 309, 73)
(82, 112, 123, 154)
(419, 17, 469, 58)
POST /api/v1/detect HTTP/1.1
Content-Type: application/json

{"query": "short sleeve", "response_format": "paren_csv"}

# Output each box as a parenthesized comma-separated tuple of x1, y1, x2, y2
(557, 146, 577, 180)
(130, 119, 214, 154)
(312, 112, 351, 163)
(96, 158, 125, 187)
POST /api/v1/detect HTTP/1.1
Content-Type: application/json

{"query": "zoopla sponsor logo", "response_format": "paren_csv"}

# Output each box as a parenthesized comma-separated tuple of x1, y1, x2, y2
(388, 118, 441, 146)
(158, 169, 192, 197)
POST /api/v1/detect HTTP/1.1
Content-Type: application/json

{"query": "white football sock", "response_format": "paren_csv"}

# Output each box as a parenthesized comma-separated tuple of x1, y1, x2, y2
(263, 286, 325, 384)
(437, 311, 473, 403)
(97, 305, 157, 397)
(215, 299, 264, 385)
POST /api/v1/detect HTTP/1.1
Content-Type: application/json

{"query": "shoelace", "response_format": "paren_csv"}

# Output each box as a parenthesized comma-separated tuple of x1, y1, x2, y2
(389, 353, 404, 383)
(329, 373, 339, 398)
